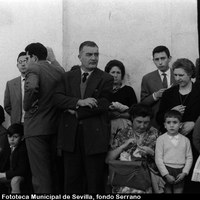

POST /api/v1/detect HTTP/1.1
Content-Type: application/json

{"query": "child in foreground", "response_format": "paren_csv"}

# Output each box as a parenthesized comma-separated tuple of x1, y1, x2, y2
(0, 123, 31, 193)
(155, 110, 193, 193)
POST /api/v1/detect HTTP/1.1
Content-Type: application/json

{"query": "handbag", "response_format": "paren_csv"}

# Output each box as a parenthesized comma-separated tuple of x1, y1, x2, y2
(108, 158, 151, 191)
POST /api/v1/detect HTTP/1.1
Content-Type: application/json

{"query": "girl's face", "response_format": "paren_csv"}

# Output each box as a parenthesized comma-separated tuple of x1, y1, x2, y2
(109, 66, 122, 85)
(173, 68, 191, 88)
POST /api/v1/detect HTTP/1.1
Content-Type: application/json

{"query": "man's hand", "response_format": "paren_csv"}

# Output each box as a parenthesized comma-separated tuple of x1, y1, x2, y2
(46, 47, 56, 62)
(154, 88, 167, 99)
(77, 98, 98, 108)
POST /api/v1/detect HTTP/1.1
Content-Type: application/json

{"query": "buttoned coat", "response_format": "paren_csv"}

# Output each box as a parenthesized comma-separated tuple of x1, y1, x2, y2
(54, 67, 113, 155)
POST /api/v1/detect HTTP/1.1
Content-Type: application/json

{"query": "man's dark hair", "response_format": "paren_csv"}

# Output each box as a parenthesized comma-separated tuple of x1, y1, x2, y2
(152, 45, 170, 58)
(105, 60, 126, 80)
(0, 105, 5, 125)
(7, 123, 24, 137)
(79, 41, 98, 53)
(17, 52, 27, 61)
(25, 42, 47, 60)
(129, 103, 153, 120)
(164, 110, 182, 122)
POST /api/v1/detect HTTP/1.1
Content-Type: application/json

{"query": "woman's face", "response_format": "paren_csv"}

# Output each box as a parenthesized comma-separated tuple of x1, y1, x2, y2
(109, 66, 122, 85)
(132, 116, 151, 134)
(173, 68, 191, 88)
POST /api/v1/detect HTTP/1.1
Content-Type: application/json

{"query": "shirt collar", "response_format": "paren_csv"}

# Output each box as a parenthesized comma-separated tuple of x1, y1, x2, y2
(21, 76, 25, 81)
(168, 133, 179, 140)
(158, 68, 170, 77)
(80, 68, 93, 77)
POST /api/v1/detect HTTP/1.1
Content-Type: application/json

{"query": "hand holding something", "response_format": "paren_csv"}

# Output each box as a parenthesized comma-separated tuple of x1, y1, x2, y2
(138, 145, 154, 156)
(154, 88, 167, 99)
(122, 138, 135, 149)
(172, 105, 186, 115)
(77, 98, 98, 108)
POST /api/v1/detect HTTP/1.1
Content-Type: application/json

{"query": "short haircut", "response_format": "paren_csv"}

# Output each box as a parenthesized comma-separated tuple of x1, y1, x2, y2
(25, 42, 47, 60)
(17, 52, 26, 61)
(0, 105, 5, 125)
(172, 58, 196, 78)
(164, 110, 182, 122)
(79, 41, 98, 53)
(152, 45, 170, 58)
(129, 103, 153, 120)
(7, 123, 24, 137)
(105, 60, 126, 80)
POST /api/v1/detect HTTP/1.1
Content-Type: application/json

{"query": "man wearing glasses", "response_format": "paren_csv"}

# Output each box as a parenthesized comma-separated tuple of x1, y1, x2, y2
(4, 52, 28, 125)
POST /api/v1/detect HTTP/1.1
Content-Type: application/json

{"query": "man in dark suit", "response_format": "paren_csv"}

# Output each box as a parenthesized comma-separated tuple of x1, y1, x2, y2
(54, 41, 113, 193)
(23, 43, 64, 193)
(4, 52, 28, 125)
(140, 45, 175, 129)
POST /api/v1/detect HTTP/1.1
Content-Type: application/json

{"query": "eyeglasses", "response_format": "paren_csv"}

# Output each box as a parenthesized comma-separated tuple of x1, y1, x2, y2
(18, 59, 28, 64)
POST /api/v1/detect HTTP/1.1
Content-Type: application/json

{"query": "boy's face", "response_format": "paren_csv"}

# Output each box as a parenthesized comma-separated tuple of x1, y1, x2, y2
(8, 134, 22, 148)
(164, 117, 181, 135)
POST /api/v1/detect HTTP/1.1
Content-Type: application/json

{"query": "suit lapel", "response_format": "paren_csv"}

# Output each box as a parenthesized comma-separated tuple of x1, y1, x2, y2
(13, 77, 22, 103)
(84, 68, 102, 98)
(70, 69, 82, 98)
(152, 70, 163, 89)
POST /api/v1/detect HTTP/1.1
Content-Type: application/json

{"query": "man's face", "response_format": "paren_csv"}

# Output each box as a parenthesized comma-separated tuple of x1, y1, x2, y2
(26, 51, 37, 66)
(17, 55, 28, 75)
(78, 46, 99, 71)
(153, 51, 171, 72)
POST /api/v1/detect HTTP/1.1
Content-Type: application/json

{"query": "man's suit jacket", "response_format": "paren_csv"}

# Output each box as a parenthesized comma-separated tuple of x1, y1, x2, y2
(23, 60, 64, 137)
(140, 69, 175, 128)
(54, 67, 113, 155)
(4, 77, 22, 124)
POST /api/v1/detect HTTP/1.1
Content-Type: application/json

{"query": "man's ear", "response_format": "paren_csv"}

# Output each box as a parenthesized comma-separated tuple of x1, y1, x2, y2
(32, 55, 38, 62)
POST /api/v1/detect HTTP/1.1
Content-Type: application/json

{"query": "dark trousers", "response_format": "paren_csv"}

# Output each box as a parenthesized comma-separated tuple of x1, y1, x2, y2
(63, 125, 107, 194)
(25, 135, 63, 194)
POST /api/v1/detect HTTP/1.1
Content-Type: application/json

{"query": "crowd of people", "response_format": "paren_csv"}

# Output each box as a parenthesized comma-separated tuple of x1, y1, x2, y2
(0, 41, 200, 194)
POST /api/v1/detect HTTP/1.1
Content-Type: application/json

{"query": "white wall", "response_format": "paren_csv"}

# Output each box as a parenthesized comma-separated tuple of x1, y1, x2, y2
(63, 0, 198, 101)
(0, 0, 63, 126)
(0, 0, 198, 126)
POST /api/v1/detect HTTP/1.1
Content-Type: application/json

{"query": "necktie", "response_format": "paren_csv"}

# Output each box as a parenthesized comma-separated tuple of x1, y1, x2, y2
(82, 72, 89, 83)
(162, 73, 168, 88)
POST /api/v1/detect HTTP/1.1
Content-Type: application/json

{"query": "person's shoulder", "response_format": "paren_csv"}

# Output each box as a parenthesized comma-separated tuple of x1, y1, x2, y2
(7, 76, 21, 84)
(0, 125, 7, 136)
(157, 132, 167, 140)
(27, 62, 40, 73)
(142, 70, 158, 83)
(95, 68, 113, 80)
